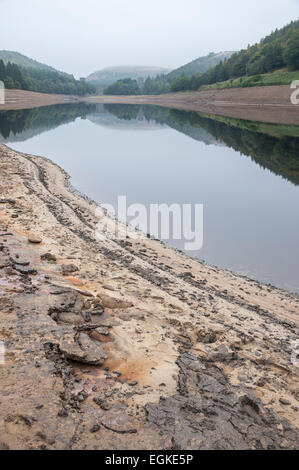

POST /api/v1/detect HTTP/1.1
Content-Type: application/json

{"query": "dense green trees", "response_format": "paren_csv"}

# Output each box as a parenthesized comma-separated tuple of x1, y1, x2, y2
(143, 75, 170, 94)
(0, 60, 96, 95)
(169, 20, 299, 92)
(283, 34, 299, 70)
(104, 75, 170, 95)
(135, 20, 299, 95)
(103, 78, 141, 95)
(124, 20, 299, 95)
(141, 52, 234, 95)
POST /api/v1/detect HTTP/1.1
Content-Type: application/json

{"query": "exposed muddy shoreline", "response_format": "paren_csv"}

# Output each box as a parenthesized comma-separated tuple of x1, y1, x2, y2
(0, 143, 298, 450)
(1, 86, 299, 125)
(84, 85, 299, 126)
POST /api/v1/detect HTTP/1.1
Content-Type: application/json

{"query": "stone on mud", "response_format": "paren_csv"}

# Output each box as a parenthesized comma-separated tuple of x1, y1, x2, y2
(61, 264, 79, 276)
(28, 235, 42, 244)
(57, 311, 84, 325)
(59, 332, 107, 365)
(14, 265, 37, 275)
(41, 253, 57, 262)
(97, 293, 133, 309)
(90, 327, 110, 342)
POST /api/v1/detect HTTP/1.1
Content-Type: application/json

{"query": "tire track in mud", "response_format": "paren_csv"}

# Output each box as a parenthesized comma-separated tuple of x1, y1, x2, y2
(17, 149, 298, 335)
(1, 144, 299, 450)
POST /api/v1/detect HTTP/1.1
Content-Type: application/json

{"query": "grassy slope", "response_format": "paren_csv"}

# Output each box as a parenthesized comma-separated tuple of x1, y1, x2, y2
(200, 69, 299, 91)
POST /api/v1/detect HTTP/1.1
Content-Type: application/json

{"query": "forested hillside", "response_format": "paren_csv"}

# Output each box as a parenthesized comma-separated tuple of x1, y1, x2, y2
(101, 52, 234, 95)
(170, 20, 299, 92)
(103, 78, 141, 95)
(142, 52, 234, 94)
(167, 51, 234, 80)
(0, 60, 95, 95)
(0, 50, 63, 73)
(86, 66, 170, 87)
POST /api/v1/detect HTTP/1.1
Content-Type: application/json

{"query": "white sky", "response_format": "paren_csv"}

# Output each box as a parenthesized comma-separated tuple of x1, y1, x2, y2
(0, 0, 298, 77)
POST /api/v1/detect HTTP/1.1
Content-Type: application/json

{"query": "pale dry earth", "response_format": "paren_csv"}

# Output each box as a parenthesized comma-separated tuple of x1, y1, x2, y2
(84, 85, 299, 125)
(0, 143, 298, 450)
(0, 89, 77, 110)
(1, 87, 299, 125)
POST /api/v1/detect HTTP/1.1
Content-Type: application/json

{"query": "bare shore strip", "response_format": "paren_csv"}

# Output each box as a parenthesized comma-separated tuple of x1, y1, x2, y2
(0, 143, 298, 450)
(1, 86, 299, 125)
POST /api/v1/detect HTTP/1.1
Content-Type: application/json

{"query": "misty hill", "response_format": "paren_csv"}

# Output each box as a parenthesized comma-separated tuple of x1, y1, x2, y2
(86, 66, 171, 86)
(128, 52, 235, 95)
(167, 51, 235, 80)
(0, 50, 68, 75)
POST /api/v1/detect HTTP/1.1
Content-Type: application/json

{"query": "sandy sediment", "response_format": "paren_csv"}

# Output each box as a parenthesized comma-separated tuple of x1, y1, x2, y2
(0, 89, 77, 110)
(0, 143, 298, 450)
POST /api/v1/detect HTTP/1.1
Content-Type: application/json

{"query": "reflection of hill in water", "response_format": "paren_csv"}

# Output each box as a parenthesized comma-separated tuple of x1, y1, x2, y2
(0, 125, 55, 143)
(87, 104, 166, 131)
(103, 104, 220, 146)
(103, 105, 299, 186)
(165, 118, 222, 146)
(170, 109, 299, 186)
(0, 102, 298, 186)
(0, 103, 97, 143)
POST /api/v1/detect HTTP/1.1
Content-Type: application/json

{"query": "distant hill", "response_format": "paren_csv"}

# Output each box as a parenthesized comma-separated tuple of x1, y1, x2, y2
(166, 51, 235, 80)
(0, 50, 68, 75)
(86, 66, 171, 86)
(170, 19, 299, 92)
(0, 54, 95, 95)
(139, 52, 235, 94)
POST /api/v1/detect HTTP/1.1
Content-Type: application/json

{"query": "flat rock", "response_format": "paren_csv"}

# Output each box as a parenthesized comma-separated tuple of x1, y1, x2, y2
(0, 199, 16, 205)
(59, 332, 107, 365)
(88, 307, 104, 316)
(90, 327, 110, 341)
(97, 293, 133, 309)
(57, 312, 84, 325)
(41, 253, 57, 262)
(14, 265, 37, 275)
(279, 398, 291, 405)
(10, 257, 30, 266)
(100, 414, 137, 434)
(61, 264, 79, 275)
(0, 255, 10, 269)
(28, 235, 42, 244)
(95, 326, 110, 336)
(103, 284, 116, 291)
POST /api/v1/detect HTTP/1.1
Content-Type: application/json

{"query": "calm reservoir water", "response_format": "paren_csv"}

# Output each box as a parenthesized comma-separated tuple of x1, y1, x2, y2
(0, 103, 298, 293)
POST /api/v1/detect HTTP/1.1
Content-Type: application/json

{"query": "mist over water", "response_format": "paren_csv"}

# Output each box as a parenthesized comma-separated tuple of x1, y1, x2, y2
(1, 103, 298, 293)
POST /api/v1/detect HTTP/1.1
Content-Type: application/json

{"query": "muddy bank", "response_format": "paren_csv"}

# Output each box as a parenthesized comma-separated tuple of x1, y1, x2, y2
(0, 143, 298, 450)
(1, 86, 299, 125)
(84, 85, 299, 125)
(0, 89, 78, 110)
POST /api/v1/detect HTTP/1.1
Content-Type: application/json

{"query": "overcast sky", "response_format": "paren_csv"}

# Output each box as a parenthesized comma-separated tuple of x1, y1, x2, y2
(0, 0, 298, 77)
